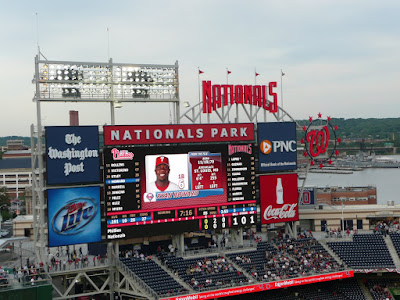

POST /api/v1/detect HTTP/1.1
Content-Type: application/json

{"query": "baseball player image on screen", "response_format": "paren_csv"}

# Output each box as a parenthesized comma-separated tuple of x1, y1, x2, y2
(144, 156, 180, 202)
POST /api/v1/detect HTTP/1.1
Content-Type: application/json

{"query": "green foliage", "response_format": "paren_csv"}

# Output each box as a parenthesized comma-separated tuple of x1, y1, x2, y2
(297, 118, 400, 142)
(328, 118, 400, 140)
(0, 187, 10, 207)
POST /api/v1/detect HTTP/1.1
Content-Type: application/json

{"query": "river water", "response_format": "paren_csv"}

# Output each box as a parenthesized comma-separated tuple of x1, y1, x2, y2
(299, 155, 400, 205)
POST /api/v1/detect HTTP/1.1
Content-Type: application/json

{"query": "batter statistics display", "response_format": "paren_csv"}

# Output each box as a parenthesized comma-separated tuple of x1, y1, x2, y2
(104, 143, 257, 239)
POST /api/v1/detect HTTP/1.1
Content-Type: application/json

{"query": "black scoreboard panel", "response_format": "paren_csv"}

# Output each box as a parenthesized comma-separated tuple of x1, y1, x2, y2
(104, 143, 257, 240)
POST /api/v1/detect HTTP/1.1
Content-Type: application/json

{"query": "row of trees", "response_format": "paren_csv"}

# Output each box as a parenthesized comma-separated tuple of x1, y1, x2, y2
(297, 118, 400, 145)
(0, 187, 13, 220)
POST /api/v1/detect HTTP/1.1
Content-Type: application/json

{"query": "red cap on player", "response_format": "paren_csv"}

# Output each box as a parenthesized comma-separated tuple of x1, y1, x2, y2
(155, 156, 169, 167)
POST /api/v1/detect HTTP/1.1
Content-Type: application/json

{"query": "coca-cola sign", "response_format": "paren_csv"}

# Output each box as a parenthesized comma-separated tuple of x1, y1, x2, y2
(263, 204, 298, 221)
(260, 174, 299, 224)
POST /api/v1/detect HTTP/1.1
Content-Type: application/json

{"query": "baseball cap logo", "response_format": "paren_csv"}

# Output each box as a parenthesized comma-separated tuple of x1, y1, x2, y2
(260, 140, 272, 154)
(146, 193, 154, 201)
(156, 156, 169, 167)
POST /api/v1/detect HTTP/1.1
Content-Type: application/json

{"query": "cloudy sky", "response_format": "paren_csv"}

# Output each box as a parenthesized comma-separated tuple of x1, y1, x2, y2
(1, 0, 399, 136)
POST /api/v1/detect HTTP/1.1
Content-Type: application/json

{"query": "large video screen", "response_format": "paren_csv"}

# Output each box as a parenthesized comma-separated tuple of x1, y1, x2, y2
(104, 143, 257, 239)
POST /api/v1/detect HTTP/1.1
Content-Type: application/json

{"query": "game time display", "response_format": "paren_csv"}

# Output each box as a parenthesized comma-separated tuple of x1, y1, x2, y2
(103, 143, 256, 239)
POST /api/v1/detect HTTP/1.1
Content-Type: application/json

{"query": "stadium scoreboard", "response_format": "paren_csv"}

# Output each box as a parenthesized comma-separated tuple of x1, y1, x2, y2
(104, 143, 257, 239)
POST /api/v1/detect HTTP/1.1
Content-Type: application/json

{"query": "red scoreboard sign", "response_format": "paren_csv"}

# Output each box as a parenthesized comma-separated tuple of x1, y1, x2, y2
(104, 123, 254, 145)
(259, 173, 299, 224)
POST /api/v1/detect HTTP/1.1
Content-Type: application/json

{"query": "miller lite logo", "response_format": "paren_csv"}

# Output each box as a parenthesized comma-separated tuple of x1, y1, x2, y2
(51, 197, 97, 235)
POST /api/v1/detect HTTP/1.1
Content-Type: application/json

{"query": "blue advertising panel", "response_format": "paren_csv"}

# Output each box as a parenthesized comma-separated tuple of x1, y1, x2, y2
(45, 126, 100, 185)
(298, 187, 315, 205)
(48, 186, 101, 247)
(257, 122, 297, 172)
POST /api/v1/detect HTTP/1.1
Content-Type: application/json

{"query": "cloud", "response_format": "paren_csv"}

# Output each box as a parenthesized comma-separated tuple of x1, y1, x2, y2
(1, 0, 400, 135)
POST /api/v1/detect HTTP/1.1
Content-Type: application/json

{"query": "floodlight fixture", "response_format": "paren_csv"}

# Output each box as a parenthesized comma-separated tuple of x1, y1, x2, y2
(35, 58, 179, 105)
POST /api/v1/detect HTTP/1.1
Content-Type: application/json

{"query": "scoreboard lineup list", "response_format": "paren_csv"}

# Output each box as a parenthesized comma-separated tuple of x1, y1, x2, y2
(104, 144, 257, 240)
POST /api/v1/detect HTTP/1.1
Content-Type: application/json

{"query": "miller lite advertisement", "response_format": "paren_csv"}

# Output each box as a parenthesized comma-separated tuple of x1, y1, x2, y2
(47, 186, 101, 247)
(260, 173, 299, 224)
(257, 122, 297, 172)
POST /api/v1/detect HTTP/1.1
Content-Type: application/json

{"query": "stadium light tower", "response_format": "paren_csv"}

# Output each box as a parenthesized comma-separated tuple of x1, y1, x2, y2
(35, 57, 180, 125)
(32, 54, 181, 264)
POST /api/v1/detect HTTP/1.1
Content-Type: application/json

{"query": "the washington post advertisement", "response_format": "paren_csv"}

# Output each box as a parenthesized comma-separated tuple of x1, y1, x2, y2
(45, 126, 100, 185)
(257, 122, 297, 172)
(47, 186, 101, 247)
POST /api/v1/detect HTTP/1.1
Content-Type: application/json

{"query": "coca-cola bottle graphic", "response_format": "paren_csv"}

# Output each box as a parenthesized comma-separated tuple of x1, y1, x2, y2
(276, 178, 284, 205)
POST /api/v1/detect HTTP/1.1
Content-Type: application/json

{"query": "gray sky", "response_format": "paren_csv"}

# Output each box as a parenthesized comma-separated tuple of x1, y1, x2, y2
(1, 0, 399, 136)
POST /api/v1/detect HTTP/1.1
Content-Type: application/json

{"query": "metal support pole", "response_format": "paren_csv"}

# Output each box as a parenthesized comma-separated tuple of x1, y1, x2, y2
(175, 60, 180, 124)
(109, 58, 116, 125)
(34, 55, 46, 262)
(341, 199, 345, 231)
(108, 242, 115, 300)
(110, 102, 115, 125)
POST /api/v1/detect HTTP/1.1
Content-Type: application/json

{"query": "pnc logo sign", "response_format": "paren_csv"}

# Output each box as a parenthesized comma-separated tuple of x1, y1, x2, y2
(260, 139, 296, 155)
(257, 122, 297, 172)
(260, 140, 272, 154)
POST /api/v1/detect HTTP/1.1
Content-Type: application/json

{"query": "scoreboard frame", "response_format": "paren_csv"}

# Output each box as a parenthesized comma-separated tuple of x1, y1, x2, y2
(103, 123, 257, 240)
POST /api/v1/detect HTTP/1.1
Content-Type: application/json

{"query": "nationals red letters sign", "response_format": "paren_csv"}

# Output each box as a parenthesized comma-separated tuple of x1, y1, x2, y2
(104, 123, 254, 145)
(260, 173, 298, 224)
(202, 81, 278, 114)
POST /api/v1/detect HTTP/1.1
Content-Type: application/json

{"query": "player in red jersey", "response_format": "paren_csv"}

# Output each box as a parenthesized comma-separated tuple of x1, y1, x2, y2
(145, 156, 179, 202)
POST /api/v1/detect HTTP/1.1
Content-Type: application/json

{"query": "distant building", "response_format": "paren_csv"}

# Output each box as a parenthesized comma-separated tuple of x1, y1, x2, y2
(0, 155, 37, 199)
(316, 186, 377, 206)
(299, 202, 400, 232)
(13, 214, 34, 239)
(2, 149, 31, 158)
(6, 139, 29, 151)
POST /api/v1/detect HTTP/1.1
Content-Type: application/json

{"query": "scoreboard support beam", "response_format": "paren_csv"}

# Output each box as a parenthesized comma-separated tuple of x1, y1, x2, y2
(109, 242, 115, 300)
(285, 222, 295, 238)
(172, 234, 185, 256)
(231, 228, 244, 247)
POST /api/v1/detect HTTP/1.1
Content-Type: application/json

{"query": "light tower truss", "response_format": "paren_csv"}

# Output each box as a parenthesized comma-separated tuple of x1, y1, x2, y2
(180, 98, 298, 125)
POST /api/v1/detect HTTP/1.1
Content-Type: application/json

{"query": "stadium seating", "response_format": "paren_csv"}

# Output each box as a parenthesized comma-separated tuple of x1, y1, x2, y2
(120, 257, 187, 297)
(365, 278, 398, 300)
(296, 279, 366, 300)
(229, 278, 366, 300)
(327, 234, 395, 269)
(225, 241, 279, 281)
(390, 232, 400, 257)
(273, 237, 344, 274)
(164, 254, 249, 291)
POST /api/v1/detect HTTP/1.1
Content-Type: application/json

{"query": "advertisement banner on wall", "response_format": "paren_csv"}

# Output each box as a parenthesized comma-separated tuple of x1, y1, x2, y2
(45, 126, 100, 185)
(162, 270, 354, 300)
(257, 122, 297, 172)
(260, 173, 299, 224)
(48, 186, 101, 247)
(299, 187, 315, 205)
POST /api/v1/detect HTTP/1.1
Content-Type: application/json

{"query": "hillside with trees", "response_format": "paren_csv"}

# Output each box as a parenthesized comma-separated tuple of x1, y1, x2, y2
(1, 118, 400, 148)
